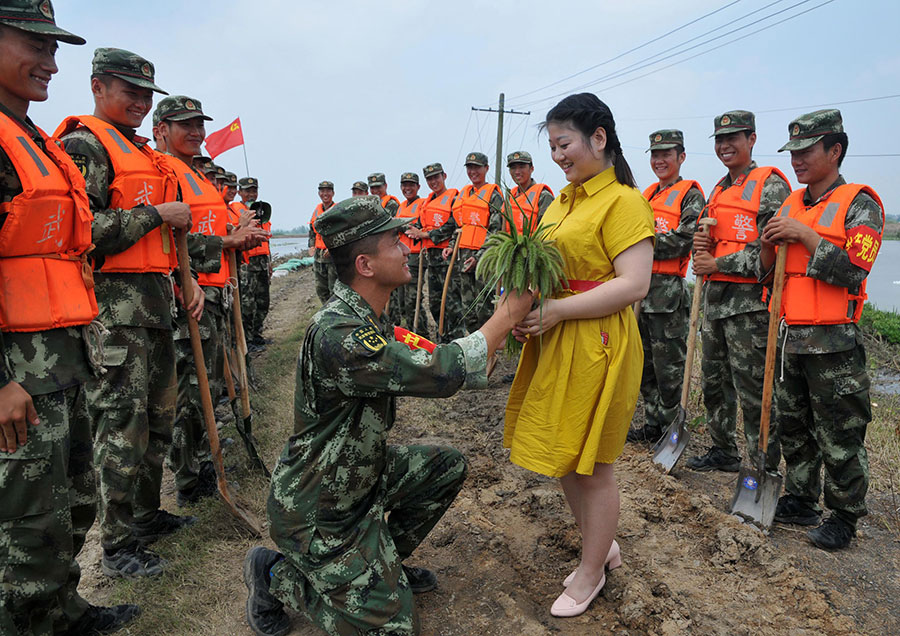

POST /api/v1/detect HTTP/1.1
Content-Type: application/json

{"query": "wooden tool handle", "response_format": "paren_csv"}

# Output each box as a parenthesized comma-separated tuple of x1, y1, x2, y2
(413, 251, 425, 332)
(680, 217, 717, 406)
(759, 245, 788, 451)
(439, 232, 462, 336)
(227, 249, 252, 418)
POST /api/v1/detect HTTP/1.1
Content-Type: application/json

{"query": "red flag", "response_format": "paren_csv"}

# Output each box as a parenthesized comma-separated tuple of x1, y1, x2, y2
(204, 117, 244, 158)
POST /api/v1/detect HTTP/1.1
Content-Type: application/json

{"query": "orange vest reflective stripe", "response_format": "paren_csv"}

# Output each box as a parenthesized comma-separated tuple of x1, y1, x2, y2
(453, 183, 500, 250)
(0, 112, 98, 331)
(508, 182, 553, 234)
(310, 202, 333, 250)
(420, 188, 458, 250)
(160, 155, 229, 288)
(705, 166, 789, 284)
(381, 194, 399, 212)
(55, 115, 178, 274)
(397, 197, 424, 254)
(776, 184, 883, 325)
(245, 220, 271, 259)
(642, 179, 704, 278)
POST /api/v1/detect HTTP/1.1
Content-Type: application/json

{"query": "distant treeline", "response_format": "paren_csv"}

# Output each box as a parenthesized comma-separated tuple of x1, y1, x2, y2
(885, 213, 899, 241)
(272, 226, 309, 237)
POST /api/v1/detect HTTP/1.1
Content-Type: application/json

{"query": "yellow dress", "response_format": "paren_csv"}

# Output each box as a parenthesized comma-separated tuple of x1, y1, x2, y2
(504, 167, 655, 477)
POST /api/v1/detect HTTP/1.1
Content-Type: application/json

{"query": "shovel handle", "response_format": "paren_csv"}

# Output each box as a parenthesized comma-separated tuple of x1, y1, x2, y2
(413, 250, 425, 332)
(759, 245, 788, 452)
(680, 218, 716, 407)
(227, 249, 252, 418)
(439, 230, 462, 336)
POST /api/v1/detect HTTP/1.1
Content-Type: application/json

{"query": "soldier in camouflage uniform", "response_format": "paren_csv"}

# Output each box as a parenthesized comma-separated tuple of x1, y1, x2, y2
(404, 162, 465, 342)
(242, 196, 532, 636)
(237, 176, 273, 346)
(506, 150, 554, 226)
(57, 48, 204, 578)
(0, 4, 140, 634)
(368, 172, 400, 216)
(761, 110, 884, 550)
(222, 171, 238, 204)
(627, 130, 704, 442)
(351, 180, 368, 196)
(449, 152, 504, 334)
(309, 180, 338, 303)
(688, 111, 791, 473)
(396, 172, 426, 331)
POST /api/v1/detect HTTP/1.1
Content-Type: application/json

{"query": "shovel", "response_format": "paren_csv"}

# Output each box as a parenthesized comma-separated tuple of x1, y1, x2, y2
(652, 217, 716, 472)
(223, 343, 270, 477)
(227, 249, 270, 477)
(729, 244, 786, 530)
(175, 230, 262, 536)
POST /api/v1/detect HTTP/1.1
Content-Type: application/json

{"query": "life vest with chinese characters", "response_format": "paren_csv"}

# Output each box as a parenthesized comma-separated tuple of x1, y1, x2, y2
(508, 182, 553, 234)
(420, 188, 458, 250)
(0, 112, 98, 331)
(775, 184, 884, 325)
(160, 155, 229, 288)
(453, 183, 500, 250)
(381, 194, 400, 213)
(642, 179, 703, 277)
(244, 220, 271, 259)
(397, 197, 424, 254)
(310, 202, 333, 250)
(706, 166, 789, 284)
(55, 115, 178, 274)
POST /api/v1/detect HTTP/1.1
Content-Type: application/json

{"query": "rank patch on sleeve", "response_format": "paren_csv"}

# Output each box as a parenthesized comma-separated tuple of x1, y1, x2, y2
(351, 324, 387, 353)
(70, 154, 88, 178)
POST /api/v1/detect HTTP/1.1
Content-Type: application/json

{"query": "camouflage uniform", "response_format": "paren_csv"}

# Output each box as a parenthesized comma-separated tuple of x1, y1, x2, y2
(396, 179, 426, 333)
(58, 52, 178, 555)
(639, 176, 705, 435)
(0, 106, 96, 633)
(264, 198, 488, 635)
(311, 182, 338, 304)
(420, 190, 465, 342)
(237, 177, 271, 343)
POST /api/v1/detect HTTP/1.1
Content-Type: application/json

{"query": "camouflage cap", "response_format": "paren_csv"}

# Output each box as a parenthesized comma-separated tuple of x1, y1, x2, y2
(778, 109, 844, 153)
(214, 165, 227, 180)
(711, 110, 755, 137)
(423, 162, 444, 178)
(239, 177, 258, 189)
(647, 129, 684, 151)
(316, 195, 413, 250)
(0, 0, 85, 45)
(224, 171, 238, 187)
(192, 154, 213, 165)
(367, 172, 386, 187)
(202, 163, 219, 175)
(351, 181, 368, 192)
(506, 150, 533, 166)
(318, 180, 334, 190)
(91, 48, 167, 94)
(154, 95, 212, 123)
(464, 152, 489, 166)
(400, 172, 419, 184)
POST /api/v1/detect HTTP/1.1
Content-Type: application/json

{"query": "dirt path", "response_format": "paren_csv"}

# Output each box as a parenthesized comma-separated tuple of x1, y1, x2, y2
(78, 268, 899, 635)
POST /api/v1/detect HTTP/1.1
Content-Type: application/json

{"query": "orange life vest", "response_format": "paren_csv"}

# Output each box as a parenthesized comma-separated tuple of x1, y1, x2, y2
(397, 197, 424, 254)
(642, 179, 704, 278)
(508, 182, 553, 234)
(705, 166, 789, 284)
(381, 194, 400, 212)
(420, 188, 458, 250)
(159, 154, 229, 288)
(226, 201, 248, 267)
(453, 183, 500, 250)
(775, 184, 884, 325)
(55, 115, 178, 274)
(0, 112, 98, 332)
(310, 202, 333, 250)
(244, 220, 271, 259)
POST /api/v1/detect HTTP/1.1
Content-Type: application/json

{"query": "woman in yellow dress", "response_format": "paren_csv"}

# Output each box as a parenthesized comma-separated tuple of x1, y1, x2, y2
(505, 93, 655, 617)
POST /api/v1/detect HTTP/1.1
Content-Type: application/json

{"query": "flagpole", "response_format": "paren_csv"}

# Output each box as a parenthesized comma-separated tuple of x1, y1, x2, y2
(241, 142, 250, 177)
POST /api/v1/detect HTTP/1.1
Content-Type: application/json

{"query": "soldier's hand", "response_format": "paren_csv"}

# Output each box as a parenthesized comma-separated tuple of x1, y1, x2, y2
(693, 232, 714, 254)
(406, 227, 426, 240)
(239, 210, 255, 227)
(0, 381, 40, 453)
(442, 247, 452, 260)
(462, 256, 477, 272)
(156, 202, 192, 230)
(189, 278, 205, 320)
(308, 247, 315, 257)
(763, 217, 810, 244)
(692, 251, 719, 276)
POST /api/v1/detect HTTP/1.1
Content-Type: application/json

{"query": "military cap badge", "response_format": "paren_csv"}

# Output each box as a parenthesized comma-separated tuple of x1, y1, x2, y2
(141, 63, 152, 78)
(467, 154, 476, 161)
(185, 100, 196, 111)
(793, 124, 801, 136)
(720, 115, 731, 126)
(513, 153, 520, 159)
(39, 1, 53, 19)
(654, 134, 662, 142)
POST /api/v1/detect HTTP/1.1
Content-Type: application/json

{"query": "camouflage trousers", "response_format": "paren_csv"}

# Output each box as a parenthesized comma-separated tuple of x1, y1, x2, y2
(395, 252, 427, 334)
(240, 260, 271, 342)
(269, 445, 467, 636)
(314, 255, 338, 305)
(424, 249, 464, 342)
(779, 343, 871, 527)
(89, 325, 176, 551)
(701, 310, 780, 471)
(170, 304, 225, 494)
(0, 384, 96, 636)
(639, 308, 689, 433)
(456, 248, 493, 335)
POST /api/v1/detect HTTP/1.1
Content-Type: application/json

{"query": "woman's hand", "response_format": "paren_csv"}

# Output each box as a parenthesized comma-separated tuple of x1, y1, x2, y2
(516, 298, 563, 337)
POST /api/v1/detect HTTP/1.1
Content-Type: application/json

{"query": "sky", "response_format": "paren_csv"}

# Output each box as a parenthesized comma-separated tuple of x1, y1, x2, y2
(31, 0, 900, 231)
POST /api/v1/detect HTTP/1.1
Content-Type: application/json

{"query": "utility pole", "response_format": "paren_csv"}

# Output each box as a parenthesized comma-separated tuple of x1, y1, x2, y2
(472, 93, 530, 185)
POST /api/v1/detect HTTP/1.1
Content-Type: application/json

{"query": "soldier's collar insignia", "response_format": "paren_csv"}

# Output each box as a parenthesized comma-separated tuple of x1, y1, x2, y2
(352, 324, 387, 353)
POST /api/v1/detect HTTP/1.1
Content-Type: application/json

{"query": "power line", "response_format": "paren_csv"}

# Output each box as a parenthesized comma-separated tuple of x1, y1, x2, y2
(448, 110, 474, 185)
(499, 0, 744, 104)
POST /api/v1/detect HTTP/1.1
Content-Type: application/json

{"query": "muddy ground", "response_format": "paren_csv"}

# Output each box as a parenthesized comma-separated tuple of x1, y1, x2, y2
(78, 267, 900, 635)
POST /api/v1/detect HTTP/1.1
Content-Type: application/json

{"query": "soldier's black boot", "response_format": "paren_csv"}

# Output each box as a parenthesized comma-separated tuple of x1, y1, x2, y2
(244, 547, 291, 636)
(807, 516, 855, 551)
(402, 564, 437, 594)
(62, 603, 141, 635)
(774, 494, 821, 526)
(686, 446, 741, 472)
(101, 542, 166, 578)
(626, 425, 662, 444)
(133, 509, 197, 545)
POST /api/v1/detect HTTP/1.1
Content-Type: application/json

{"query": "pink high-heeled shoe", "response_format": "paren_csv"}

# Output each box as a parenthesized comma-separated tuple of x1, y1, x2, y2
(550, 572, 606, 617)
(562, 539, 621, 587)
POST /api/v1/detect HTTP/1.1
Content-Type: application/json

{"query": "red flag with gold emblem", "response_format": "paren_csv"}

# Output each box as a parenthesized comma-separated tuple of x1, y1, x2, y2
(204, 117, 244, 158)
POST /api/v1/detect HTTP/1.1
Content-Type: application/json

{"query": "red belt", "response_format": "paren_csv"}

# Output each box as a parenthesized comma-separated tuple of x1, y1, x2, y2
(565, 279, 604, 292)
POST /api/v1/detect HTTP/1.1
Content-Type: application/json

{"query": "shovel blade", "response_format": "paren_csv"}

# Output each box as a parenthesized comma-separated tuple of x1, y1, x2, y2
(652, 408, 691, 473)
(729, 465, 783, 530)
